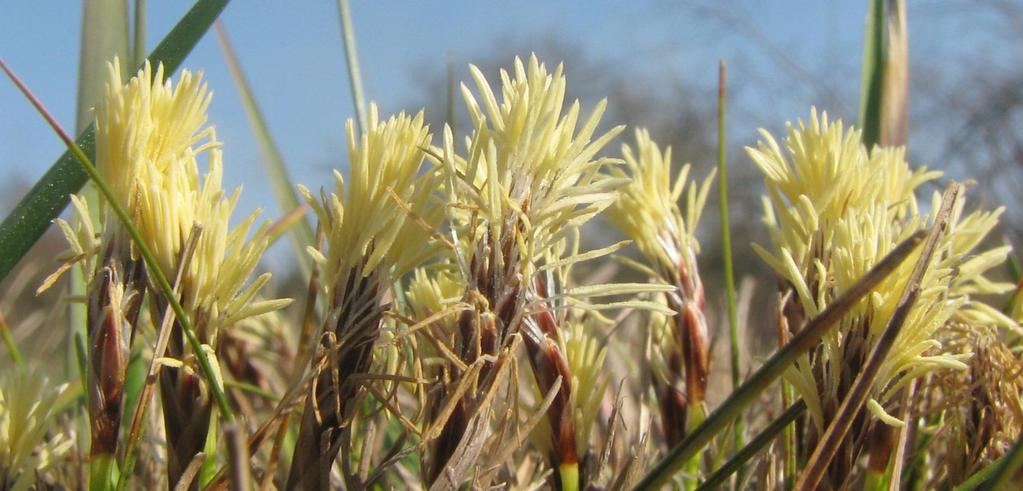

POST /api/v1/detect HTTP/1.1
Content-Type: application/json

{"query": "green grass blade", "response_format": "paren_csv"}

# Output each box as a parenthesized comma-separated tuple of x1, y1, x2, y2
(214, 23, 315, 276)
(696, 400, 806, 491)
(717, 60, 745, 468)
(0, 0, 230, 285)
(76, 0, 129, 132)
(859, 0, 886, 149)
(978, 434, 1023, 490)
(133, 0, 147, 69)
(336, 0, 368, 133)
(880, 0, 907, 146)
(0, 311, 25, 373)
(632, 230, 925, 490)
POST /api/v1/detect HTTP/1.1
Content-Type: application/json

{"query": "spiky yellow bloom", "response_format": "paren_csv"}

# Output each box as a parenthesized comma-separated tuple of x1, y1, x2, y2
(606, 129, 715, 281)
(289, 104, 441, 490)
(96, 58, 215, 233)
(563, 322, 609, 460)
(444, 55, 625, 275)
(92, 58, 289, 337)
(0, 370, 73, 491)
(605, 129, 714, 447)
(750, 109, 1013, 428)
(300, 103, 440, 292)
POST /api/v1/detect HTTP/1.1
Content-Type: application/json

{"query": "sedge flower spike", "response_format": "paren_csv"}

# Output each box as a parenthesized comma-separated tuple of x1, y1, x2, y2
(289, 103, 440, 490)
(91, 57, 290, 339)
(605, 129, 715, 446)
(750, 108, 1014, 431)
(55, 57, 291, 486)
(0, 370, 73, 491)
(447, 55, 626, 279)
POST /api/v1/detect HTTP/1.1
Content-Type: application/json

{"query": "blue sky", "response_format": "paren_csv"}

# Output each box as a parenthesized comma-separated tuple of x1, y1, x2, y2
(5, 1, 980, 269)
(0, 1, 865, 201)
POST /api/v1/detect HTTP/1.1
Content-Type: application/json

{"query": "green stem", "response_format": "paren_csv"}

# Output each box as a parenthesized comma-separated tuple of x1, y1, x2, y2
(133, 0, 147, 69)
(696, 400, 806, 491)
(89, 454, 119, 491)
(717, 59, 744, 473)
(214, 23, 315, 277)
(336, 0, 368, 133)
(632, 230, 925, 490)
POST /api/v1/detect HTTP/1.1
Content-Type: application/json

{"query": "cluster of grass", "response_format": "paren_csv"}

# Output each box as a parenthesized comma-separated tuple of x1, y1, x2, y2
(1, 1, 1021, 490)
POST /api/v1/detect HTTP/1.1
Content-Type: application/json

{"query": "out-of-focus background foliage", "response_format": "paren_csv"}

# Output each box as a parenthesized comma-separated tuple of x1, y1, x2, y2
(3, 0, 1020, 363)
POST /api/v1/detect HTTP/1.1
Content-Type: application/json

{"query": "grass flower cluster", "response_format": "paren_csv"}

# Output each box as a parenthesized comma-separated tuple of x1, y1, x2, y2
(2, 16, 1022, 489)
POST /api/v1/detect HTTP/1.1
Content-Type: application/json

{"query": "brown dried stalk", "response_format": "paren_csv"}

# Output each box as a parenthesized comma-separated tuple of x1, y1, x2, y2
(286, 262, 386, 490)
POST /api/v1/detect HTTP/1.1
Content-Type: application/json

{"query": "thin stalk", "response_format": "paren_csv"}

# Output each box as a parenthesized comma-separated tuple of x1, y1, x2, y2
(794, 183, 960, 491)
(0, 310, 24, 373)
(632, 229, 925, 490)
(117, 226, 202, 491)
(776, 293, 798, 489)
(696, 400, 806, 491)
(74, 2, 129, 441)
(0, 58, 234, 422)
(336, 0, 367, 133)
(717, 59, 744, 470)
(133, 0, 147, 69)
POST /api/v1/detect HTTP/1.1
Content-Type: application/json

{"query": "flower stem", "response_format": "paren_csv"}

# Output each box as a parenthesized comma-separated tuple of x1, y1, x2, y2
(717, 59, 745, 475)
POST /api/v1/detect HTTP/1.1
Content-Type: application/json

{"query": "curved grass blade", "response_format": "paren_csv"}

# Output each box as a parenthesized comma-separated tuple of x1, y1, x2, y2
(0, 0, 230, 284)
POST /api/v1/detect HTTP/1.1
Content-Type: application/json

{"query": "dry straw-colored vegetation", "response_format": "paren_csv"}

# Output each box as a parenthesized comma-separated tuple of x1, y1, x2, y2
(1, 1, 1022, 490)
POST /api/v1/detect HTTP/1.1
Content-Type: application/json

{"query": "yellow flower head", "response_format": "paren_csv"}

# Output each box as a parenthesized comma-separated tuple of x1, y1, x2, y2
(96, 58, 214, 219)
(751, 109, 1014, 428)
(605, 128, 715, 281)
(445, 55, 625, 275)
(0, 370, 73, 491)
(300, 103, 440, 297)
(563, 322, 608, 458)
(92, 58, 289, 336)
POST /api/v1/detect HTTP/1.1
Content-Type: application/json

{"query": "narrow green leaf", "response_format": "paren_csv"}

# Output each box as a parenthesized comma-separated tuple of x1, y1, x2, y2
(718, 60, 745, 470)
(696, 400, 806, 491)
(336, 0, 368, 133)
(76, 6, 130, 489)
(978, 433, 1023, 490)
(0, 0, 231, 284)
(859, 0, 886, 149)
(133, 0, 147, 69)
